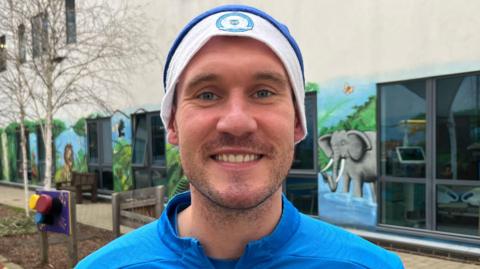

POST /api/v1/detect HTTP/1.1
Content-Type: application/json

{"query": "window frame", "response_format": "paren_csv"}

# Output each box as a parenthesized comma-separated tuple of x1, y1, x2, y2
(377, 70, 480, 244)
(31, 12, 48, 58)
(18, 24, 26, 63)
(65, 0, 76, 44)
(0, 35, 6, 72)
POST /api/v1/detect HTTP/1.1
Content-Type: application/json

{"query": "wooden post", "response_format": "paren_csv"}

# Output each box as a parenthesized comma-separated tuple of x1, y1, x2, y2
(40, 231, 48, 265)
(112, 192, 120, 238)
(68, 192, 78, 267)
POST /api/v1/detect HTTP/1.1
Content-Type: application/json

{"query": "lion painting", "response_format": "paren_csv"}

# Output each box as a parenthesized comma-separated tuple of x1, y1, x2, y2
(63, 144, 74, 183)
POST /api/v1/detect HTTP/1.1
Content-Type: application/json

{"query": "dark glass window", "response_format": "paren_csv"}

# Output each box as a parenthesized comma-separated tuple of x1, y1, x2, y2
(87, 122, 98, 163)
(0, 35, 6, 72)
(436, 75, 480, 180)
(151, 115, 165, 166)
(380, 80, 426, 178)
(132, 115, 147, 165)
(436, 184, 479, 236)
(381, 182, 426, 228)
(37, 130, 45, 161)
(291, 91, 316, 170)
(65, 0, 76, 44)
(31, 13, 48, 57)
(101, 119, 112, 164)
(18, 24, 26, 63)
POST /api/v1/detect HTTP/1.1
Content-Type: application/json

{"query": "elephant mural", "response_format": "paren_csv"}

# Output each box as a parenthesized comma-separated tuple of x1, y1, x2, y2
(318, 130, 377, 201)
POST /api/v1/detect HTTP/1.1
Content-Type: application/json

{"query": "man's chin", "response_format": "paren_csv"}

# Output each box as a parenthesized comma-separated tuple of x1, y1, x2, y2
(202, 188, 279, 211)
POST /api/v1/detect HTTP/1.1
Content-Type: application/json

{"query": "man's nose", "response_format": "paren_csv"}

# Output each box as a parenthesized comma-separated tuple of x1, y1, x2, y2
(216, 97, 257, 137)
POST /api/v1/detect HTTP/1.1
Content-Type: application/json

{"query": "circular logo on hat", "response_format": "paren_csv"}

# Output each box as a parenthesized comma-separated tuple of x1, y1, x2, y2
(216, 12, 254, 32)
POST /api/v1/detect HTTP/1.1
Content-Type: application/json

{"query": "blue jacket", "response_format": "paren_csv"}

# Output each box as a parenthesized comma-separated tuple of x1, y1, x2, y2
(76, 192, 404, 268)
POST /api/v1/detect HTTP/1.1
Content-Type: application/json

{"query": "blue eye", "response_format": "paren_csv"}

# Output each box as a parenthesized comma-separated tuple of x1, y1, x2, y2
(255, 89, 273, 98)
(198, 92, 218, 100)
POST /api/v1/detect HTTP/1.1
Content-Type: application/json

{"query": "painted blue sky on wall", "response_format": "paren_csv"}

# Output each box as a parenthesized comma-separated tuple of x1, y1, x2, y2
(317, 80, 376, 128)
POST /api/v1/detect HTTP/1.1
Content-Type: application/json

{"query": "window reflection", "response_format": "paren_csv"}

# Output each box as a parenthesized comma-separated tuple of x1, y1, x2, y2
(87, 122, 98, 163)
(380, 80, 426, 178)
(132, 116, 147, 165)
(436, 184, 479, 236)
(381, 182, 426, 228)
(151, 115, 166, 166)
(436, 75, 480, 180)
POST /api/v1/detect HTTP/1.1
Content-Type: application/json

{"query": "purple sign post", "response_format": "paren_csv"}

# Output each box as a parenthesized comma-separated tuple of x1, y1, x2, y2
(36, 189, 72, 235)
(35, 189, 78, 267)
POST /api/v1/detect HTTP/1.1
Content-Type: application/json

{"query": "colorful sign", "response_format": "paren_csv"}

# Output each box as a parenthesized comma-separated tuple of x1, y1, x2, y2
(30, 189, 72, 236)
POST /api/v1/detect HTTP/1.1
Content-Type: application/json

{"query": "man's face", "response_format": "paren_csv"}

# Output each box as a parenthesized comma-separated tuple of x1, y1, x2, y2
(168, 36, 304, 210)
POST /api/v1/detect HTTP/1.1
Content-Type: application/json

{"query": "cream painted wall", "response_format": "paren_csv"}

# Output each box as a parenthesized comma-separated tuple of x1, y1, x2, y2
(66, 0, 480, 118)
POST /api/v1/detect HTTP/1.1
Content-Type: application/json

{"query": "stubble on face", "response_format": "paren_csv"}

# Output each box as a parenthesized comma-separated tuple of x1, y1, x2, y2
(180, 131, 294, 214)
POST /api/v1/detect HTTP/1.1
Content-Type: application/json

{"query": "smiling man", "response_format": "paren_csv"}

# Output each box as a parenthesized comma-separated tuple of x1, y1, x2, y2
(77, 5, 404, 269)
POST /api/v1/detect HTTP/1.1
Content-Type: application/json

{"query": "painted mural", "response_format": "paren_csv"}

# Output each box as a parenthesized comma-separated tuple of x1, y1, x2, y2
(0, 131, 10, 180)
(111, 112, 133, 192)
(29, 132, 39, 184)
(166, 143, 189, 200)
(54, 124, 88, 184)
(316, 81, 378, 228)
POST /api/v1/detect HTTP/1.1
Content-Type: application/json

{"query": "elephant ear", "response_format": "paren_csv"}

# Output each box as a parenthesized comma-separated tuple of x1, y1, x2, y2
(318, 134, 333, 158)
(347, 130, 372, 161)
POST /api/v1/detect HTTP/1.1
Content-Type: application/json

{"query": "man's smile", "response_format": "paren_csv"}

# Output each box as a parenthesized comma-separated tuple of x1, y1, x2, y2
(213, 153, 263, 163)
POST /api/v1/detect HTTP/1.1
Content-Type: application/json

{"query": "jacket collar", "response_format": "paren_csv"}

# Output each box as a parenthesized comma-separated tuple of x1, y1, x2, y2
(158, 191, 301, 266)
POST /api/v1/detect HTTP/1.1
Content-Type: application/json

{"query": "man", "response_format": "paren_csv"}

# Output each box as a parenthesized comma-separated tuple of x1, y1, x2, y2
(77, 5, 404, 268)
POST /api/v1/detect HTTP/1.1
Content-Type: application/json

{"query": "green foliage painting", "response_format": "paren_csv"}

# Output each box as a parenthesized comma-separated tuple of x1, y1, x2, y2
(73, 118, 86, 137)
(5, 124, 18, 181)
(1, 131, 10, 181)
(113, 138, 133, 192)
(305, 82, 320, 92)
(166, 143, 189, 200)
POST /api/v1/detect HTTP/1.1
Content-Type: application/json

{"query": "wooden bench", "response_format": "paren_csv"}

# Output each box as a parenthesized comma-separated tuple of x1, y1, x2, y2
(56, 172, 98, 204)
(112, 185, 165, 238)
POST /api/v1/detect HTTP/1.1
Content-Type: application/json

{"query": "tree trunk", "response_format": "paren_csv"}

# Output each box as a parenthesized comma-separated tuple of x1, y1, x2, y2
(19, 112, 30, 217)
(43, 58, 55, 190)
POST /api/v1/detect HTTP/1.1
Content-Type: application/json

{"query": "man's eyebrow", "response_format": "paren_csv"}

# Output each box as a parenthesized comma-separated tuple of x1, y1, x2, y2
(254, 72, 289, 87)
(186, 73, 220, 89)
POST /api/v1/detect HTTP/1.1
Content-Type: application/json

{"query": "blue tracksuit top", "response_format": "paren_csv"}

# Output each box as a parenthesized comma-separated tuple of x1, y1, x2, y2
(76, 192, 404, 268)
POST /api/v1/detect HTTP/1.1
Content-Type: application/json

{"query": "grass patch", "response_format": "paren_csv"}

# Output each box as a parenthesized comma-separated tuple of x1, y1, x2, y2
(0, 205, 37, 237)
(0, 215, 37, 237)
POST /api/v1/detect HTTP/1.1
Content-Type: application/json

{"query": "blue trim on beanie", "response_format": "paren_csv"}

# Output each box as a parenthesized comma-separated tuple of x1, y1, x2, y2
(163, 4, 305, 90)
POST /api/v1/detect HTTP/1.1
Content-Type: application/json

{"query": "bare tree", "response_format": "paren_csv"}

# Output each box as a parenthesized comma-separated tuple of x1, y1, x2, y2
(0, 0, 35, 216)
(0, 0, 155, 189)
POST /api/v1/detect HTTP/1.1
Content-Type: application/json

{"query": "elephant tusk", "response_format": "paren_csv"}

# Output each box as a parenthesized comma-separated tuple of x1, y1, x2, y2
(321, 158, 333, 172)
(335, 158, 345, 183)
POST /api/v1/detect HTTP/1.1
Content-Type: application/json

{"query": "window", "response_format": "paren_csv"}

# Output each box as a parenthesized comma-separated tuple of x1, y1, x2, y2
(132, 115, 147, 166)
(0, 35, 6, 72)
(151, 115, 166, 166)
(87, 122, 98, 163)
(31, 13, 48, 57)
(286, 91, 318, 215)
(131, 112, 167, 189)
(86, 118, 113, 191)
(291, 91, 317, 171)
(379, 72, 480, 240)
(18, 24, 26, 63)
(65, 0, 76, 44)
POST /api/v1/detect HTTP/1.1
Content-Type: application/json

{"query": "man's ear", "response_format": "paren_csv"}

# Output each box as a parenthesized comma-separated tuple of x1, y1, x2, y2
(167, 108, 179, 145)
(293, 115, 305, 143)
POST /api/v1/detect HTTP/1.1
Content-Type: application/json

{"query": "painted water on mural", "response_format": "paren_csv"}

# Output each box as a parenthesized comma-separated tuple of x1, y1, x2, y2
(318, 173, 377, 227)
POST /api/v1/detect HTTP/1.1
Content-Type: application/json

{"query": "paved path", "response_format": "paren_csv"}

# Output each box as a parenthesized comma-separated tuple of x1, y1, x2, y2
(0, 184, 479, 268)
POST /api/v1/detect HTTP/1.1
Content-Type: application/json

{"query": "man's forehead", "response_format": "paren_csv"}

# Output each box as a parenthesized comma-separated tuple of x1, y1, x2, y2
(176, 36, 290, 88)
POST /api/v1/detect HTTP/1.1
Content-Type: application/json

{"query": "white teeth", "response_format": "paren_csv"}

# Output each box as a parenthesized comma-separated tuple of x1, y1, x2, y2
(215, 154, 259, 163)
